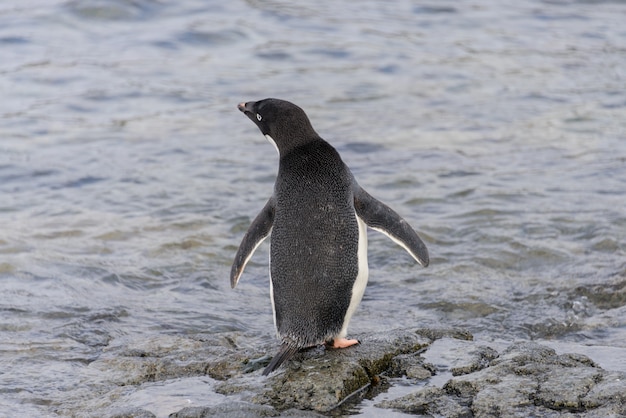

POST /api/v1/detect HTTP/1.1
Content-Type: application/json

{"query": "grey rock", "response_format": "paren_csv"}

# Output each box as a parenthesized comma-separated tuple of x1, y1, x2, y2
(109, 408, 157, 418)
(92, 334, 256, 386)
(377, 341, 626, 417)
(252, 328, 470, 413)
(70, 328, 625, 417)
(168, 402, 279, 418)
(377, 386, 472, 417)
(534, 365, 603, 411)
(451, 345, 499, 376)
(582, 371, 626, 411)
(388, 353, 435, 379)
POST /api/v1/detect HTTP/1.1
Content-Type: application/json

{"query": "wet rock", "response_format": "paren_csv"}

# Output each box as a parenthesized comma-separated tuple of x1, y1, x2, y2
(450, 345, 499, 376)
(74, 328, 625, 417)
(169, 403, 324, 418)
(582, 371, 626, 414)
(91, 333, 258, 386)
(251, 328, 470, 413)
(377, 341, 626, 417)
(168, 402, 279, 417)
(377, 386, 472, 417)
(533, 365, 603, 411)
(183, 328, 471, 414)
(75, 327, 470, 416)
(110, 408, 156, 418)
(388, 353, 435, 379)
(419, 337, 500, 377)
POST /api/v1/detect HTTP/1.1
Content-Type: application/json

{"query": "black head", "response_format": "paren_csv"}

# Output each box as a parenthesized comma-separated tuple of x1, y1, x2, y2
(237, 98, 320, 154)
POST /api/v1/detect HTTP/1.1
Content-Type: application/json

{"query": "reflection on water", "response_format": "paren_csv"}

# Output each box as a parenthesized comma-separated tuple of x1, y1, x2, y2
(1, 0, 625, 415)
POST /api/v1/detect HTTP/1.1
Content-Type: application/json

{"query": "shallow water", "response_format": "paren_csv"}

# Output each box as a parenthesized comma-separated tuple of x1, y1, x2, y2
(1, 0, 625, 416)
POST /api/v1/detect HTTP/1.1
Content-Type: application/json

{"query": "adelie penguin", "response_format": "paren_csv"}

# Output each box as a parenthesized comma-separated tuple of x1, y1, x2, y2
(231, 98, 429, 376)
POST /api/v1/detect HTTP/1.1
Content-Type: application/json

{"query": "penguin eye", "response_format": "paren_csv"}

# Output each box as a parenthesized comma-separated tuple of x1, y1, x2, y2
(256, 113, 262, 121)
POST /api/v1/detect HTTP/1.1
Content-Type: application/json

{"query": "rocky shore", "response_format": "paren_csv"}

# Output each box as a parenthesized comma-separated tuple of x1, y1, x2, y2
(67, 328, 625, 417)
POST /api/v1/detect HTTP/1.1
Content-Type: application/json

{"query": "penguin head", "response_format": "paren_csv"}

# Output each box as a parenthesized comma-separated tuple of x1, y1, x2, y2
(238, 98, 319, 154)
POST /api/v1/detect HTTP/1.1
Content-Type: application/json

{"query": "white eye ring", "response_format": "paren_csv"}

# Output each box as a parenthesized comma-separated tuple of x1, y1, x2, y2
(256, 113, 262, 121)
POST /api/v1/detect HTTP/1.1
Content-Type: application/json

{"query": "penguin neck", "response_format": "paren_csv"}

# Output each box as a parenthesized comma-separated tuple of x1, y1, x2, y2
(274, 134, 325, 159)
(277, 138, 340, 172)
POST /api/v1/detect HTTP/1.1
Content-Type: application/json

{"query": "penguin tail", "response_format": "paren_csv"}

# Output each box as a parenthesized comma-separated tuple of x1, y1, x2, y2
(262, 343, 299, 376)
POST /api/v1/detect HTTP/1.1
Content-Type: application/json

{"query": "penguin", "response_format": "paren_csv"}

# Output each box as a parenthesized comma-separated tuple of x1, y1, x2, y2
(231, 98, 429, 376)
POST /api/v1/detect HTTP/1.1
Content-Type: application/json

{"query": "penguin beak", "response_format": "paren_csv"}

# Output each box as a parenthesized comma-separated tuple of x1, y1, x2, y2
(237, 101, 255, 115)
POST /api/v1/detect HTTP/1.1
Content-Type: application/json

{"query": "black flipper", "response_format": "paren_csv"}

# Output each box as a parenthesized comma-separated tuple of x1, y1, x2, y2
(354, 185, 429, 267)
(230, 197, 276, 288)
(262, 343, 299, 376)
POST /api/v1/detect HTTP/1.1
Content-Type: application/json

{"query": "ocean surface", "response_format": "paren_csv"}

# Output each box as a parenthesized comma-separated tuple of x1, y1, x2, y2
(1, 0, 625, 416)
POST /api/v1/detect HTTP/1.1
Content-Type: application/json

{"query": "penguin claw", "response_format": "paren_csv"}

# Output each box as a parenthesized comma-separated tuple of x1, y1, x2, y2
(327, 338, 361, 349)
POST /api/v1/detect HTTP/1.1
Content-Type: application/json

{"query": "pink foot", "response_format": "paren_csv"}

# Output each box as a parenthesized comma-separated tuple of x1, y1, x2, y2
(328, 338, 360, 349)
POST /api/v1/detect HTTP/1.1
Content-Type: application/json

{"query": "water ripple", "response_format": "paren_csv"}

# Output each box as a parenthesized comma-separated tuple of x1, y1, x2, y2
(1, 0, 626, 415)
